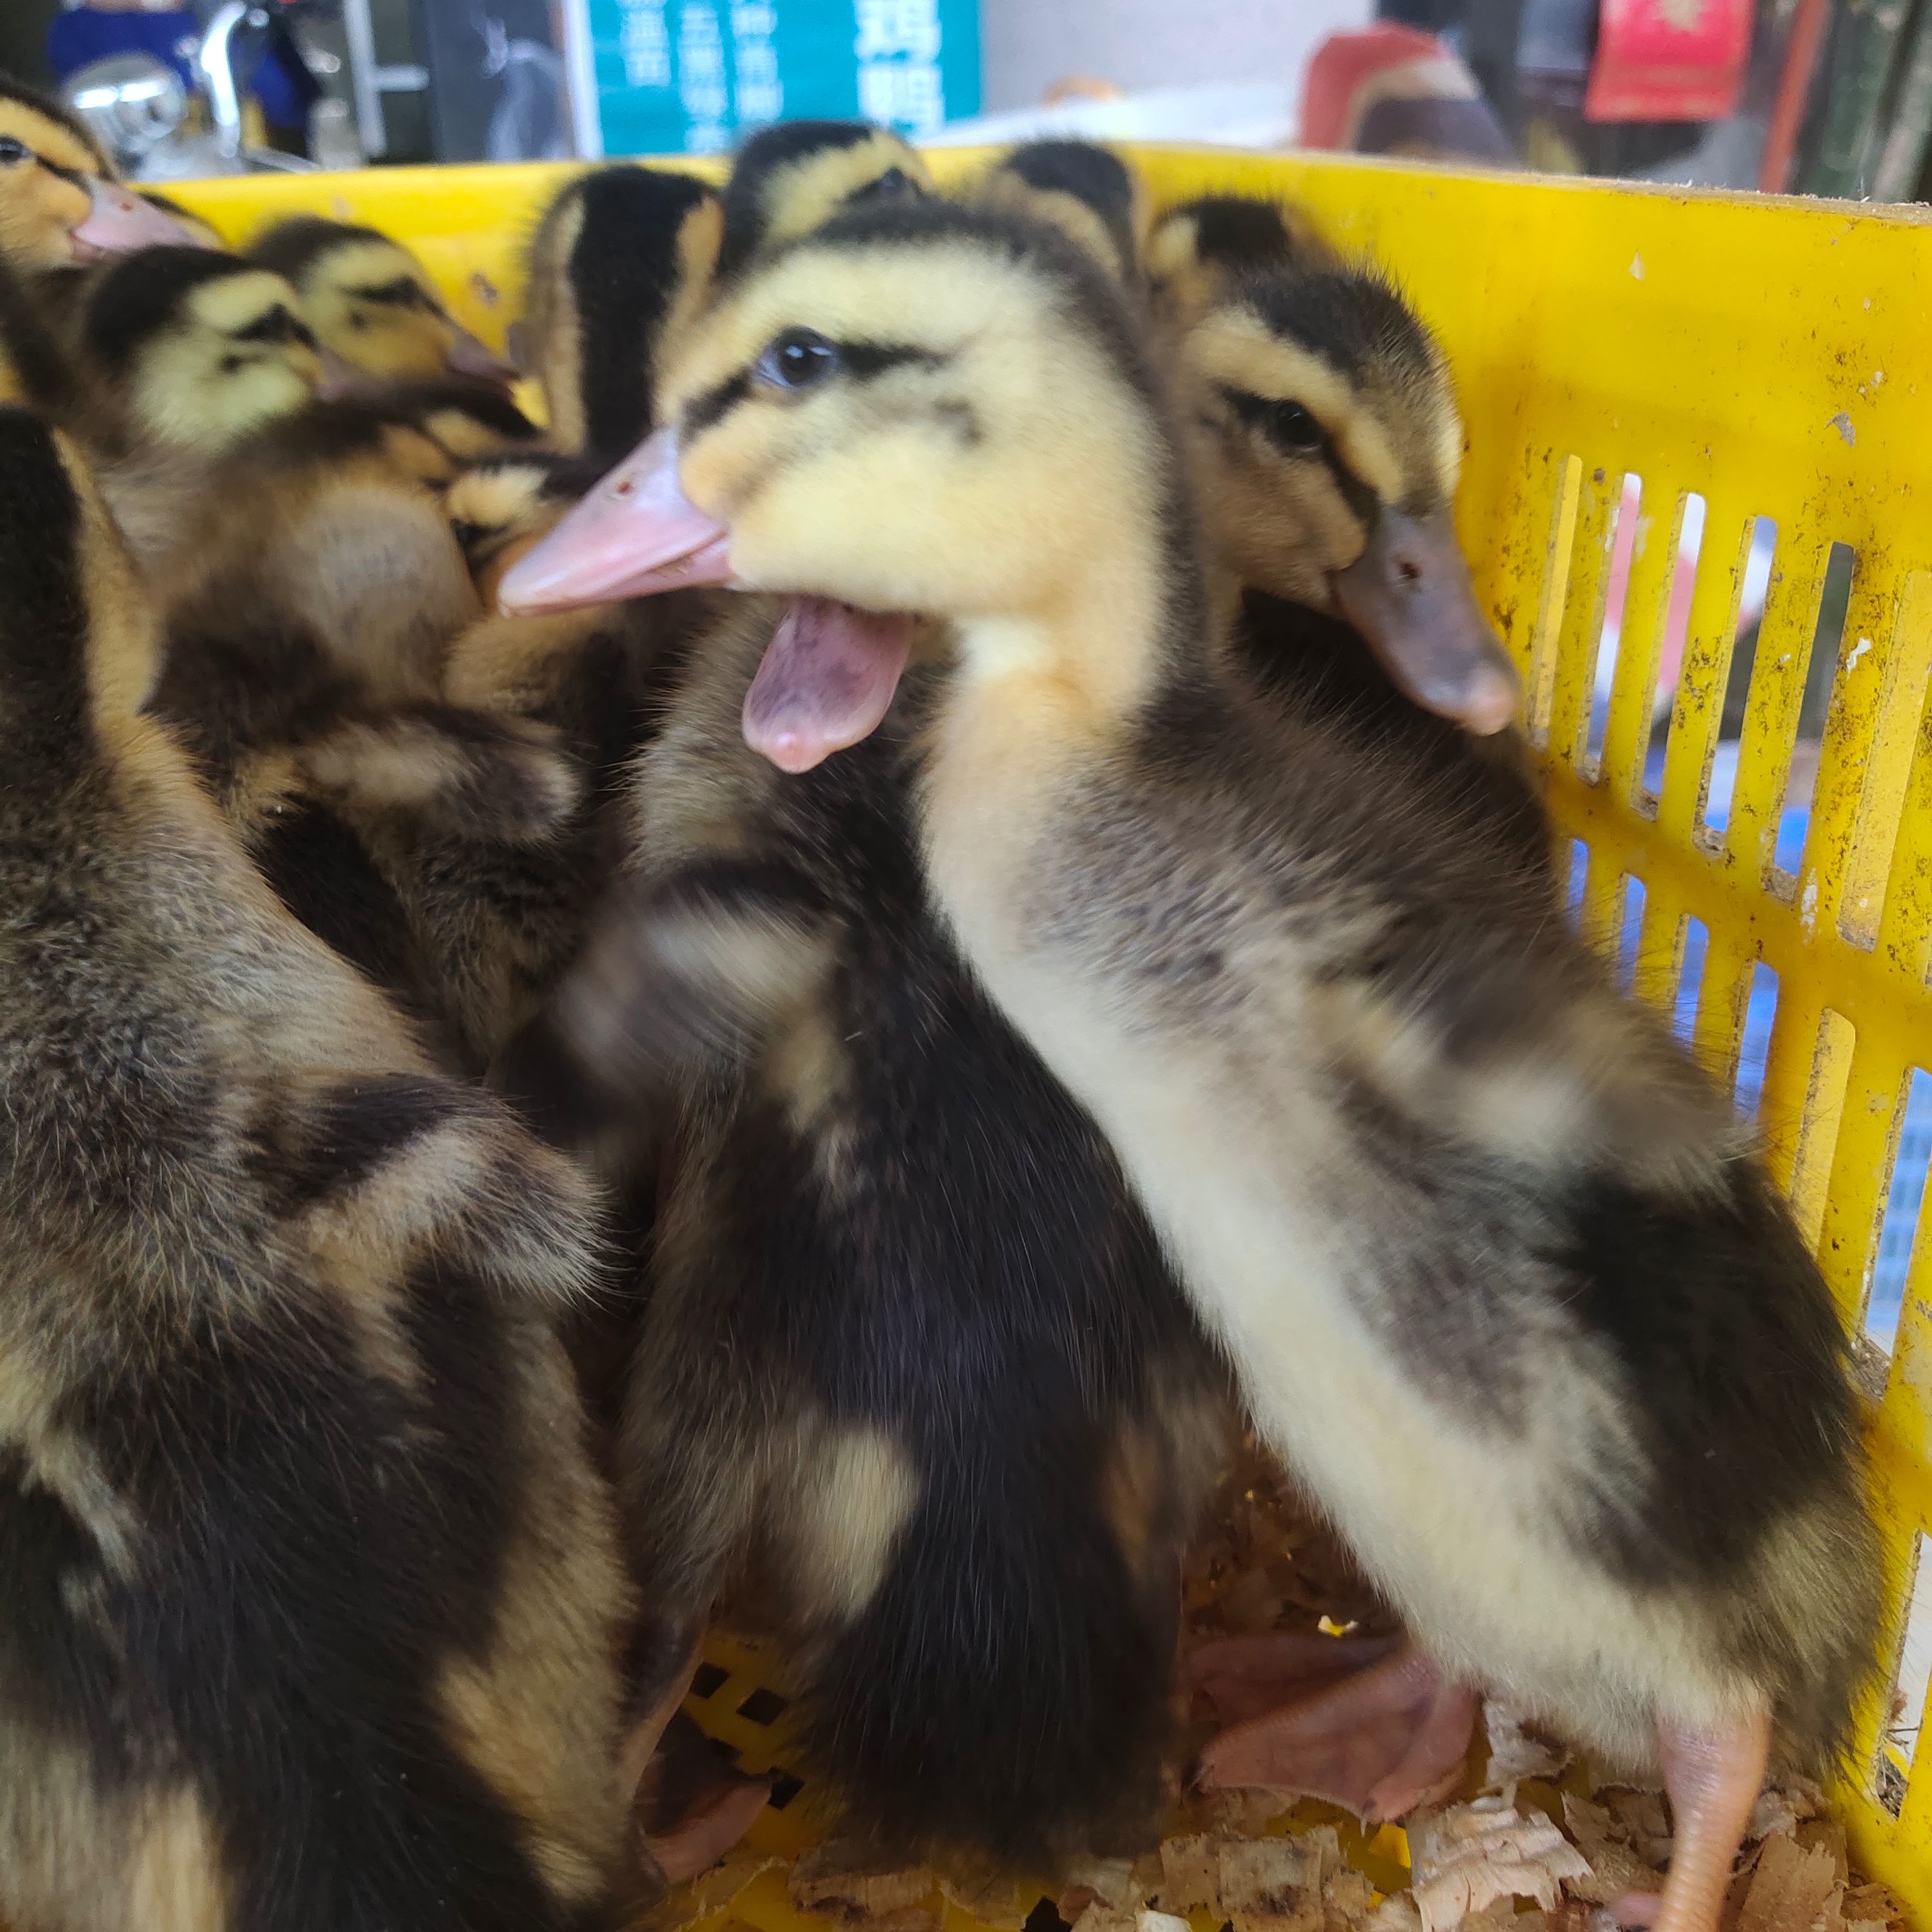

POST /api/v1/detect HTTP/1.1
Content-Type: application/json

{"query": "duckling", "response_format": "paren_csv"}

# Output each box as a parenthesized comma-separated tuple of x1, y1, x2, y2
(715, 117, 933, 277)
(0, 406, 641, 1931)
(141, 408, 589, 1050)
(1145, 193, 1549, 878)
(247, 211, 520, 389)
(76, 244, 337, 459)
(500, 198, 1880, 1932)
(1146, 193, 1520, 739)
(522, 164, 723, 460)
(0, 75, 189, 273)
(66, 247, 529, 535)
(487, 588, 1230, 1870)
(34, 238, 595, 1065)
(12, 243, 355, 568)
(972, 138, 1146, 286)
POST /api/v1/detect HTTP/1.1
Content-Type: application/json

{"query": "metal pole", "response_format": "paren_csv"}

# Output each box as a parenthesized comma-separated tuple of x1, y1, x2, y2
(339, 0, 389, 158)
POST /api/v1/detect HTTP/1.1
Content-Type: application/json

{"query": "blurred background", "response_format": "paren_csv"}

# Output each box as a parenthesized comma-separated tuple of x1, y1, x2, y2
(7, 0, 1929, 202)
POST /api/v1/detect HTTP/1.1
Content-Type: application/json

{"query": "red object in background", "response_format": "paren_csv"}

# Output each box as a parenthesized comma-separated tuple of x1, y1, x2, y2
(1300, 24, 1516, 162)
(1584, 0, 1755, 122)
(1302, 24, 1448, 149)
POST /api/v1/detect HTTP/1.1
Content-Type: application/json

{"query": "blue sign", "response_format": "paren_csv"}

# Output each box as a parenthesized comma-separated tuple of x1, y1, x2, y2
(573, 0, 980, 156)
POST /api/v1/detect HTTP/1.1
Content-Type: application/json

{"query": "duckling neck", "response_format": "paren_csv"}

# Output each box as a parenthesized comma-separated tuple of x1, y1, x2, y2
(1206, 559, 1245, 645)
(946, 525, 1192, 731)
(922, 530, 1206, 937)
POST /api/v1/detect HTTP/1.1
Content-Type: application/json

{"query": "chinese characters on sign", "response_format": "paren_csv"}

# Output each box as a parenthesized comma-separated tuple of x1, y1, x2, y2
(573, 0, 978, 157)
(854, 0, 945, 135)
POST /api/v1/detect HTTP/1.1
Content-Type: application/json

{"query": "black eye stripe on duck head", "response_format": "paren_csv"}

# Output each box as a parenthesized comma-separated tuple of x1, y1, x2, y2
(229, 303, 317, 348)
(0, 134, 86, 187)
(683, 334, 943, 435)
(1219, 383, 1381, 522)
(346, 275, 442, 314)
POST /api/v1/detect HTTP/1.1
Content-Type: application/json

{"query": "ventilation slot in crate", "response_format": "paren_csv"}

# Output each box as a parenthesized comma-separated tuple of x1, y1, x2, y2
(1876, 1530, 1932, 1819)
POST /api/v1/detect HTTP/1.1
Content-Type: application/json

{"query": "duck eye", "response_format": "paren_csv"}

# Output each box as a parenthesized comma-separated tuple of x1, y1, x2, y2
(849, 166, 917, 204)
(1262, 400, 1324, 453)
(0, 137, 30, 166)
(757, 328, 840, 391)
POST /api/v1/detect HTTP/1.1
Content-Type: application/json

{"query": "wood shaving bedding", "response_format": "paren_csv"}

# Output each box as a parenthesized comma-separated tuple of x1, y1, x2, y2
(1405, 1801, 1593, 1932)
(658, 1439, 1909, 1932)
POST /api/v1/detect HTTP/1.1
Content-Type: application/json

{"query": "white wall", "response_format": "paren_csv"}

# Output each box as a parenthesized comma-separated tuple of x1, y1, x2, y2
(978, 0, 1374, 114)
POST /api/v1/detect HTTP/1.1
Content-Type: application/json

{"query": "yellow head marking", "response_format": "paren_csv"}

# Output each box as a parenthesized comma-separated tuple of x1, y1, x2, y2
(129, 269, 323, 453)
(754, 131, 934, 252)
(654, 214, 1174, 730)
(1175, 285, 1466, 607)
(1144, 209, 1221, 316)
(1191, 308, 1403, 504)
(661, 192, 726, 368)
(302, 235, 457, 381)
(0, 100, 98, 270)
(525, 190, 587, 449)
(976, 171, 1129, 281)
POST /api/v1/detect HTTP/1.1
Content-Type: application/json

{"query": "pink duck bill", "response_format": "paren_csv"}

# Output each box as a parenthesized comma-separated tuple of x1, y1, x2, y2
(496, 426, 913, 774)
(69, 181, 196, 259)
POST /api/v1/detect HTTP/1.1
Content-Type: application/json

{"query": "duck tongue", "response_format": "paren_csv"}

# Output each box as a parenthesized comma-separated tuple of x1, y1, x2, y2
(743, 597, 913, 773)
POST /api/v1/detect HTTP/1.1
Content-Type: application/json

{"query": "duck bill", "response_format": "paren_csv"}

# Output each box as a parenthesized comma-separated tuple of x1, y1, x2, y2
(497, 428, 735, 613)
(314, 345, 369, 401)
(1331, 507, 1520, 735)
(69, 180, 196, 259)
(446, 319, 521, 390)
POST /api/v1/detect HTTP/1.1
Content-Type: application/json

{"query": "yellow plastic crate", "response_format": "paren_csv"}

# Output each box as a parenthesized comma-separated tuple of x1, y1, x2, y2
(172, 151, 1932, 1924)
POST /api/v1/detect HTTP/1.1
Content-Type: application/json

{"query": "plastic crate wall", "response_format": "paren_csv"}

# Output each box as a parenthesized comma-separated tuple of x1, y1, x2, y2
(175, 149, 1932, 1924)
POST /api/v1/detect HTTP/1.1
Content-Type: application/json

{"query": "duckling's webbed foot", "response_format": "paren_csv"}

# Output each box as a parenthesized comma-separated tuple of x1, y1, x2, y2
(1620, 1708, 1770, 1932)
(1189, 1633, 1477, 1822)
(638, 1710, 772, 1883)
(614, 1636, 770, 1901)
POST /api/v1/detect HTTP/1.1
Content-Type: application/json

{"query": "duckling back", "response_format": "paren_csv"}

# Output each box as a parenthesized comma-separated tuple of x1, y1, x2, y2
(503, 599, 1229, 1870)
(716, 118, 933, 276)
(524, 165, 723, 458)
(0, 409, 634, 1931)
(973, 139, 1146, 286)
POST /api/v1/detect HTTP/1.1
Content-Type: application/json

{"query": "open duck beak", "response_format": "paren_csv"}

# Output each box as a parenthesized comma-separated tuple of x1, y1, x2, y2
(1331, 507, 1520, 735)
(446, 318, 521, 390)
(70, 180, 196, 260)
(497, 427, 913, 775)
(497, 428, 735, 612)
